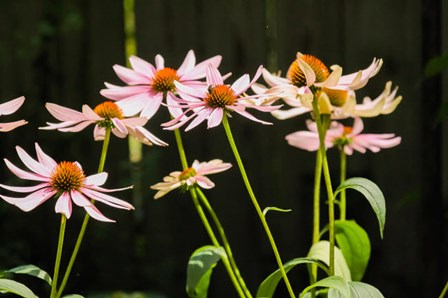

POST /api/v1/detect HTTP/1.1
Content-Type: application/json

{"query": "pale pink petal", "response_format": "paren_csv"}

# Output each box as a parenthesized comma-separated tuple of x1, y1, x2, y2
(350, 118, 364, 135)
(285, 131, 321, 151)
(0, 188, 56, 212)
(100, 84, 150, 101)
(271, 107, 310, 120)
(229, 106, 272, 125)
(0, 120, 28, 132)
(262, 69, 291, 87)
(182, 55, 222, 81)
(129, 55, 156, 78)
(185, 108, 211, 131)
(45, 103, 86, 122)
(80, 188, 134, 210)
(132, 126, 169, 146)
(58, 121, 94, 133)
(94, 125, 106, 140)
(297, 58, 316, 87)
(85, 172, 108, 186)
(207, 108, 223, 128)
(15, 146, 52, 176)
(115, 92, 152, 116)
(155, 54, 164, 70)
(176, 50, 196, 77)
(206, 64, 224, 86)
(140, 92, 164, 119)
(121, 117, 148, 127)
(55, 192, 73, 218)
(174, 81, 206, 99)
(166, 91, 186, 118)
(111, 118, 128, 134)
(82, 105, 103, 121)
(0, 96, 25, 115)
(195, 175, 215, 189)
(84, 204, 115, 222)
(0, 183, 49, 193)
(70, 190, 91, 207)
(35, 143, 57, 170)
(231, 74, 250, 96)
(113, 64, 149, 85)
(4, 159, 48, 182)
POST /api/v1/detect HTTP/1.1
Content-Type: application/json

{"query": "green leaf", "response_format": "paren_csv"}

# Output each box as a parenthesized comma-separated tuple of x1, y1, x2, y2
(186, 245, 226, 298)
(328, 281, 385, 297)
(334, 220, 371, 281)
(300, 276, 350, 298)
(424, 52, 448, 77)
(262, 206, 292, 216)
(307, 241, 351, 281)
(62, 295, 85, 298)
(6, 264, 52, 285)
(0, 278, 38, 298)
(335, 177, 386, 238)
(256, 257, 329, 298)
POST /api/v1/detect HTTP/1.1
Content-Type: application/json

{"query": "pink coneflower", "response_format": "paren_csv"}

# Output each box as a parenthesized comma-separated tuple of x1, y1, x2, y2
(0, 143, 134, 222)
(150, 159, 232, 199)
(0, 96, 27, 132)
(40, 101, 167, 146)
(285, 117, 401, 155)
(100, 50, 222, 120)
(162, 64, 280, 131)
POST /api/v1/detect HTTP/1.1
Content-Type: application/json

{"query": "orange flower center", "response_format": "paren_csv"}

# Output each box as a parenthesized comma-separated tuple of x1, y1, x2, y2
(179, 167, 197, 181)
(204, 85, 237, 108)
(343, 126, 353, 135)
(94, 101, 124, 119)
(321, 88, 348, 107)
(287, 54, 330, 88)
(151, 68, 180, 93)
(50, 161, 85, 192)
(93, 101, 124, 128)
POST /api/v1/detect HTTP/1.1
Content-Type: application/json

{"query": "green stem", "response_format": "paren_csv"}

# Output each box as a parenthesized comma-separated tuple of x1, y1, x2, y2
(173, 126, 246, 297)
(56, 128, 112, 298)
(310, 150, 323, 292)
(439, 280, 448, 298)
(221, 114, 296, 298)
(311, 100, 335, 276)
(339, 150, 347, 221)
(50, 215, 67, 298)
(196, 187, 252, 298)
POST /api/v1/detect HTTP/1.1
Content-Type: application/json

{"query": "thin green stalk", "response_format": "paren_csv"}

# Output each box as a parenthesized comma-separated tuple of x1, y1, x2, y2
(311, 99, 335, 276)
(310, 150, 323, 293)
(173, 126, 246, 297)
(439, 280, 448, 298)
(221, 114, 296, 298)
(196, 187, 252, 298)
(56, 128, 112, 298)
(339, 150, 347, 221)
(50, 215, 67, 298)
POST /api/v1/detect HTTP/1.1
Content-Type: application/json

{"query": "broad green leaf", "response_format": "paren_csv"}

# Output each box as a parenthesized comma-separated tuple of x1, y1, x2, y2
(328, 281, 385, 298)
(186, 245, 226, 298)
(0, 278, 38, 298)
(62, 295, 85, 298)
(256, 257, 329, 298)
(300, 276, 349, 298)
(262, 206, 292, 216)
(307, 241, 351, 281)
(6, 264, 52, 285)
(334, 220, 371, 281)
(424, 52, 448, 77)
(335, 177, 386, 238)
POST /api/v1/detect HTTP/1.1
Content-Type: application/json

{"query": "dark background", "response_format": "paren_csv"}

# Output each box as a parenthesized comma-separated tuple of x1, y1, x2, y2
(0, 0, 447, 297)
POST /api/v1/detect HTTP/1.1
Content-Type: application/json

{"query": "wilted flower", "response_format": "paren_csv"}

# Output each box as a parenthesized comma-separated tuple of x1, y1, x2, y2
(251, 52, 401, 120)
(286, 117, 401, 155)
(0, 96, 27, 132)
(40, 101, 167, 146)
(100, 50, 222, 120)
(162, 64, 280, 131)
(0, 143, 134, 222)
(150, 159, 232, 199)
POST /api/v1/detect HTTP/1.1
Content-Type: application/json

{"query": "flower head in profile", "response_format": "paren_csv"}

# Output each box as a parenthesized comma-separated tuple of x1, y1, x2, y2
(0, 143, 134, 222)
(285, 117, 401, 155)
(162, 64, 280, 131)
(150, 159, 232, 199)
(100, 50, 222, 120)
(0, 96, 27, 132)
(40, 101, 168, 146)
(251, 52, 400, 120)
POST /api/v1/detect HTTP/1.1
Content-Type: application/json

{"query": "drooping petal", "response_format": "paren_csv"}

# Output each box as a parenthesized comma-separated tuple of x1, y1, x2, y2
(85, 172, 108, 186)
(16, 145, 52, 176)
(100, 84, 150, 101)
(140, 92, 164, 119)
(207, 108, 224, 129)
(84, 203, 115, 222)
(285, 131, 321, 151)
(132, 126, 169, 146)
(0, 188, 56, 212)
(80, 188, 134, 210)
(0, 96, 25, 115)
(0, 183, 49, 193)
(4, 159, 48, 182)
(70, 190, 92, 207)
(0, 120, 28, 132)
(45, 103, 86, 122)
(195, 175, 215, 189)
(55, 192, 73, 218)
